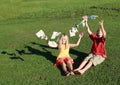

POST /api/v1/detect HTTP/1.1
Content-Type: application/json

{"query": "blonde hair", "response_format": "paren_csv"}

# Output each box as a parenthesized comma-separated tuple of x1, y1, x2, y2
(58, 33, 69, 49)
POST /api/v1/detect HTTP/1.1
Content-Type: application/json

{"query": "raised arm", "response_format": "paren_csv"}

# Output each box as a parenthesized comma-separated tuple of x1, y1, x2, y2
(85, 19, 92, 35)
(99, 20, 106, 37)
(69, 32, 84, 48)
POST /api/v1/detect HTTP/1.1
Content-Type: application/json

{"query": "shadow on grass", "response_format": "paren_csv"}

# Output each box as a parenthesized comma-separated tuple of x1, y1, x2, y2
(70, 49, 88, 69)
(1, 41, 88, 76)
(32, 42, 88, 76)
(16, 42, 56, 64)
(30, 42, 66, 76)
(1, 51, 24, 61)
(55, 49, 88, 76)
(15, 42, 88, 76)
(26, 45, 55, 63)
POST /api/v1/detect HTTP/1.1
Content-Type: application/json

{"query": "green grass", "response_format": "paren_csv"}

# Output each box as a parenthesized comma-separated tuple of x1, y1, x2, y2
(0, 0, 120, 85)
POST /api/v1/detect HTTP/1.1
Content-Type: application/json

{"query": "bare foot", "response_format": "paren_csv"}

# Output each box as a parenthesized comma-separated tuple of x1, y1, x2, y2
(65, 71, 70, 76)
(79, 70, 85, 75)
(74, 69, 80, 74)
(74, 69, 84, 75)
(74, 70, 81, 74)
(74, 68, 80, 72)
(66, 72, 71, 76)
(70, 71, 75, 75)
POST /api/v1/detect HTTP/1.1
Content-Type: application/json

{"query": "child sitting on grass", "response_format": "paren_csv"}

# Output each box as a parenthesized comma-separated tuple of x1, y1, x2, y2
(36, 30, 84, 76)
(74, 19, 107, 75)
(54, 33, 84, 76)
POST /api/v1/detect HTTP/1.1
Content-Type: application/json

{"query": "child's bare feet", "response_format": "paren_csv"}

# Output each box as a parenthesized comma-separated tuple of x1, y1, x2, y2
(70, 71, 75, 75)
(74, 69, 81, 74)
(74, 69, 84, 75)
(74, 68, 80, 73)
(79, 70, 85, 75)
(65, 71, 70, 76)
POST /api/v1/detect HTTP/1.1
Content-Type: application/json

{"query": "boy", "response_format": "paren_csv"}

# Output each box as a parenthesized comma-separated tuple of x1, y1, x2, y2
(74, 19, 107, 75)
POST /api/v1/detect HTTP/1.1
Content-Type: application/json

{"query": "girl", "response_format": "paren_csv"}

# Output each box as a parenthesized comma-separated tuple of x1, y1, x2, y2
(54, 33, 84, 76)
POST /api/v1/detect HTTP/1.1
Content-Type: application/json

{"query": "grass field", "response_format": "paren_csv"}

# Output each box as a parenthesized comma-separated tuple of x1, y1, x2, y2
(0, 0, 120, 85)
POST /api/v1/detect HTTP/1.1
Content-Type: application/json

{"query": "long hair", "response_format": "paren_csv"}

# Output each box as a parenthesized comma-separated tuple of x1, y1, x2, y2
(58, 33, 69, 49)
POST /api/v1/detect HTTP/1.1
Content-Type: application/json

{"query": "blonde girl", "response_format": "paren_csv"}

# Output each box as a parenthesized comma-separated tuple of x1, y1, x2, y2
(54, 33, 84, 76)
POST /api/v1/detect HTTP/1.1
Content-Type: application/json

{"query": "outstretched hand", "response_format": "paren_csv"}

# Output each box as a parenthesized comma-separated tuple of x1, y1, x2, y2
(84, 18, 88, 22)
(99, 20, 104, 26)
(79, 32, 84, 38)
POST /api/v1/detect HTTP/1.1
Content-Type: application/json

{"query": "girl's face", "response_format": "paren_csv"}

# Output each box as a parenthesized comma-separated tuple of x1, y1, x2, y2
(61, 36, 68, 44)
(97, 29, 103, 37)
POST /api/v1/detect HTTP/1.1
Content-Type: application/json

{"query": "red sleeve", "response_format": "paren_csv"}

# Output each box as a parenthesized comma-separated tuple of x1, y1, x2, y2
(102, 36, 106, 42)
(89, 33, 96, 41)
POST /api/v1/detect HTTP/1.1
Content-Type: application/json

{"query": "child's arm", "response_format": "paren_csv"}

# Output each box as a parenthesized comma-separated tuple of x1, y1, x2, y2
(69, 32, 84, 48)
(99, 20, 106, 37)
(85, 19, 92, 35)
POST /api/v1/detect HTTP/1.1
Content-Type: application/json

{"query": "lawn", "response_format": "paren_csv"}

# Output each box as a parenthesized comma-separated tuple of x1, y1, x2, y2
(0, 0, 120, 85)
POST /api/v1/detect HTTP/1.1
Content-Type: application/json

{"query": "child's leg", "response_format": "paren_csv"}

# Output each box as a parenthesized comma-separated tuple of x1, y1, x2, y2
(74, 60, 88, 71)
(74, 53, 93, 72)
(67, 60, 73, 71)
(67, 60, 74, 75)
(61, 62, 70, 76)
(78, 61, 93, 75)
